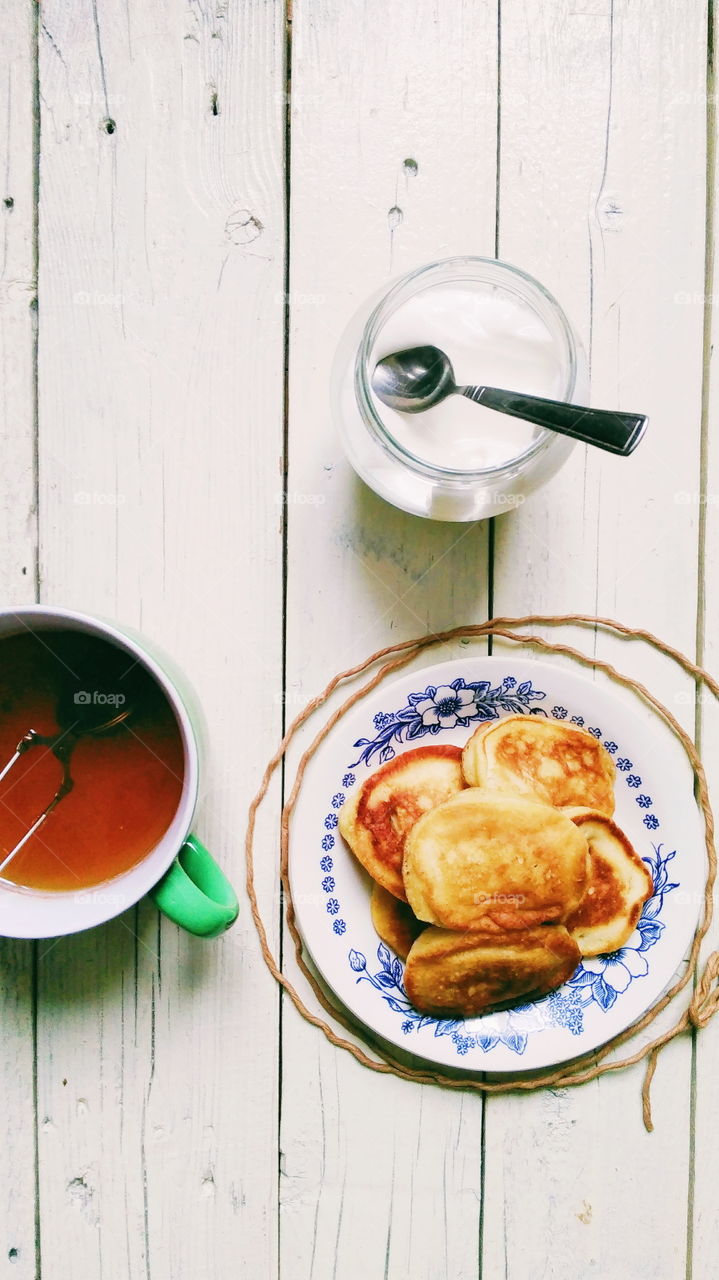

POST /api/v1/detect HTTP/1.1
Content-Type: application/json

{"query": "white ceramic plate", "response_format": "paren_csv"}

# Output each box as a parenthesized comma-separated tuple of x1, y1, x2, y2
(289, 657, 705, 1072)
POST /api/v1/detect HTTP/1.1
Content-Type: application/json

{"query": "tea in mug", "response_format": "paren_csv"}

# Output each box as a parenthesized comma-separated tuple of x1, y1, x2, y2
(0, 629, 184, 891)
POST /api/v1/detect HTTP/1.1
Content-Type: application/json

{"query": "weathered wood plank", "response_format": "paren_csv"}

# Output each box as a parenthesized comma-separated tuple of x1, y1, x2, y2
(689, 5, 719, 1273)
(0, 0, 37, 598)
(0, 1, 39, 1275)
(484, 2, 707, 1277)
(280, 1, 500, 1276)
(35, 1, 285, 1276)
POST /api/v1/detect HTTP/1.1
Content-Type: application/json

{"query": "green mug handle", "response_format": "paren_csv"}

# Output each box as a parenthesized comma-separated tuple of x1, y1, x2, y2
(149, 834, 239, 938)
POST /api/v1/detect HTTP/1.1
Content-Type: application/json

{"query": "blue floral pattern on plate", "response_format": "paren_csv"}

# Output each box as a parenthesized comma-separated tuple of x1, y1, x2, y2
(350, 675, 546, 767)
(319, 675, 682, 1059)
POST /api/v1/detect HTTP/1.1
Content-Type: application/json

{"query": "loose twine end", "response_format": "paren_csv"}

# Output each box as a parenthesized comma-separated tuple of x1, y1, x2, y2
(642, 952, 719, 1131)
(642, 1049, 659, 1132)
(687, 951, 719, 1030)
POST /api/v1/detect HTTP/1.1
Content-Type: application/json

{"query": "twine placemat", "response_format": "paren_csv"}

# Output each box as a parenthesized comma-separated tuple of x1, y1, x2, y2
(245, 615, 719, 1130)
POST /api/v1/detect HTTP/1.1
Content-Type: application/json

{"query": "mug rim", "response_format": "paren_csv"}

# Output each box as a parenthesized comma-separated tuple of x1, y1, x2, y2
(0, 605, 200, 938)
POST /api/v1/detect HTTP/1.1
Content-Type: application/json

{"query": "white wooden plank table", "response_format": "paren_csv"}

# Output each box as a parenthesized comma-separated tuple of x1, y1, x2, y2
(0, 1, 715, 1276)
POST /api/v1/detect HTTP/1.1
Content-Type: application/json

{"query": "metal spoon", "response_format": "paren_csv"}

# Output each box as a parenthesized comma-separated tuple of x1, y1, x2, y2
(0, 688, 133, 875)
(372, 345, 648, 457)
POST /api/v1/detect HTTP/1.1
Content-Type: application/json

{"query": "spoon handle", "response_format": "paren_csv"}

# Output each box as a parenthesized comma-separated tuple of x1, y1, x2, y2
(460, 385, 648, 457)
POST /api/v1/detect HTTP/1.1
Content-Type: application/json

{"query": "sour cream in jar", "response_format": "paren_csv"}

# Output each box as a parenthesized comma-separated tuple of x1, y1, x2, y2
(370, 282, 565, 471)
(333, 257, 588, 521)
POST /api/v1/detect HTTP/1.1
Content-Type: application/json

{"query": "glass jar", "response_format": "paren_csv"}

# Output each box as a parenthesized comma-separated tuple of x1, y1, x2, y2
(332, 256, 589, 521)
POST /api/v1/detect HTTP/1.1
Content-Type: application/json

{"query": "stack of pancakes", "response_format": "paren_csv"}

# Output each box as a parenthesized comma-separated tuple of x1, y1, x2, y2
(339, 714, 653, 1018)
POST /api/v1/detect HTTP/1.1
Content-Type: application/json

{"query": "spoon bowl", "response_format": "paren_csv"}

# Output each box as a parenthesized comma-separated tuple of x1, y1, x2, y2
(371, 345, 458, 413)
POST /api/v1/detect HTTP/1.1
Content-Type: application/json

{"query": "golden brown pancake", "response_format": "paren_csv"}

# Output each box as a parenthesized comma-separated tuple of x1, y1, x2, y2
(403, 789, 588, 931)
(462, 714, 616, 816)
(564, 808, 654, 956)
(338, 745, 465, 901)
(370, 883, 425, 961)
(404, 924, 581, 1018)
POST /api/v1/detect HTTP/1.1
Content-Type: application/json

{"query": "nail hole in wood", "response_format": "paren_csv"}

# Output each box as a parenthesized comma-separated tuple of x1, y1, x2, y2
(4, 196, 13, 209)
(104, 118, 116, 135)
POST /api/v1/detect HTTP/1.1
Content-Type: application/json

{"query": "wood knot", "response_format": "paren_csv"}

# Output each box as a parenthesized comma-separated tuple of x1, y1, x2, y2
(225, 207, 263, 245)
(596, 195, 624, 231)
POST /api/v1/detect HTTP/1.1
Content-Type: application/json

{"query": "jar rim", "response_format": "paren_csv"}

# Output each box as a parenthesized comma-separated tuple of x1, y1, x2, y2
(354, 255, 579, 482)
